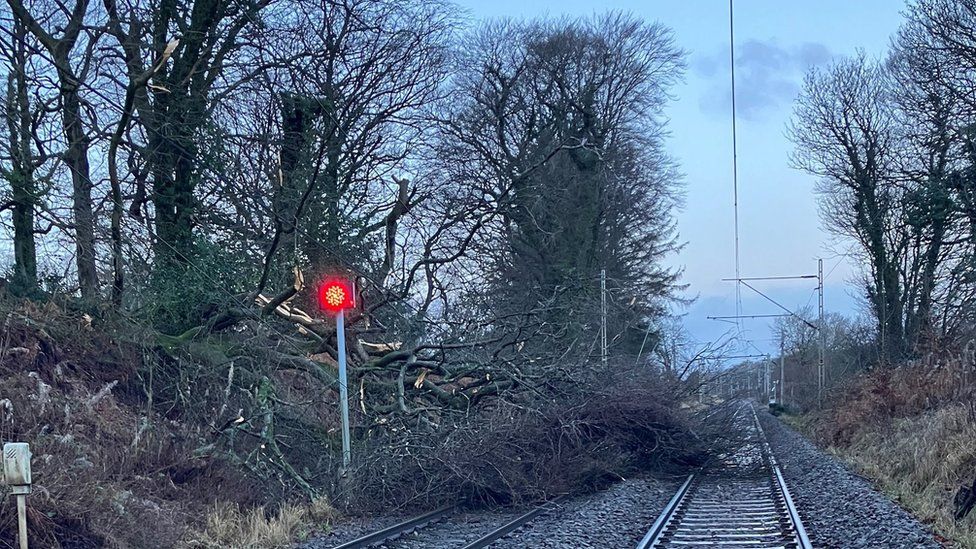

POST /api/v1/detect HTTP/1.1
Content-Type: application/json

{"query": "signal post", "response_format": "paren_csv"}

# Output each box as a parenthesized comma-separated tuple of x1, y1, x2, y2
(318, 278, 356, 469)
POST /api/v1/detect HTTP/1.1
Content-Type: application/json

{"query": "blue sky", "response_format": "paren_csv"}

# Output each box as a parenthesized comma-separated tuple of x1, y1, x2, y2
(454, 0, 906, 354)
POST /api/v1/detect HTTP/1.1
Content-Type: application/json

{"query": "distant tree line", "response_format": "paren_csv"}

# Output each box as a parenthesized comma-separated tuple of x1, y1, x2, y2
(791, 0, 976, 362)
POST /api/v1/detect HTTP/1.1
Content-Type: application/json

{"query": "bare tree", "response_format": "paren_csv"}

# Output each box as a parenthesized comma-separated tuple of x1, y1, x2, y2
(889, 5, 975, 348)
(436, 15, 686, 362)
(6, 0, 100, 299)
(100, 0, 272, 265)
(790, 55, 908, 360)
(898, 0, 976, 341)
(227, 0, 457, 303)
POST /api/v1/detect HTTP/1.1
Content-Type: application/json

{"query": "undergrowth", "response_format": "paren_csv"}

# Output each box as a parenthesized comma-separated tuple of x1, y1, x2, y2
(0, 298, 339, 548)
(802, 363, 976, 548)
(835, 405, 976, 548)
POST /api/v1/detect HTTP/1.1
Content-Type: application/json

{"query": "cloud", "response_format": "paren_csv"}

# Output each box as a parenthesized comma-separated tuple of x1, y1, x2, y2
(695, 40, 832, 121)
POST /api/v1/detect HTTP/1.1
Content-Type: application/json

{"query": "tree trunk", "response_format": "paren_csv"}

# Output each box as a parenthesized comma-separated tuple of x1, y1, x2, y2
(5, 18, 38, 292)
(152, 139, 197, 263)
(858, 175, 904, 362)
(60, 79, 99, 300)
(10, 177, 37, 291)
(144, 108, 196, 265)
(911, 192, 949, 352)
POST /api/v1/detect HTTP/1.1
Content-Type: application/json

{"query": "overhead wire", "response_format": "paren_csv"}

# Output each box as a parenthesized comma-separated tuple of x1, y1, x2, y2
(825, 255, 845, 281)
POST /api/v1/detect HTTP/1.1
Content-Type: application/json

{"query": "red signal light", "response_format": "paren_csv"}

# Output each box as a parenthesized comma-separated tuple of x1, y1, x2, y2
(318, 278, 355, 313)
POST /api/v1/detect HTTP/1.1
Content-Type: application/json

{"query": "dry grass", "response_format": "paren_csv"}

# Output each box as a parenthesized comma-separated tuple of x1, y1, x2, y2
(776, 411, 815, 433)
(800, 355, 976, 548)
(828, 404, 976, 548)
(184, 498, 337, 548)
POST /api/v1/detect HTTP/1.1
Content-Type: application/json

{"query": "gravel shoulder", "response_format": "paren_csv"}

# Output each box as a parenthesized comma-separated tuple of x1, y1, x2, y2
(300, 475, 680, 548)
(758, 409, 943, 548)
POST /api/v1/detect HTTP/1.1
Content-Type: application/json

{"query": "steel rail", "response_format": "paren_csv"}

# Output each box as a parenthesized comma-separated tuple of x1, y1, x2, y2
(637, 402, 813, 549)
(331, 505, 457, 549)
(635, 474, 695, 549)
(752, 406, 813, 549)
(332, 494, 570, 549)
(459, 494, 570, 549)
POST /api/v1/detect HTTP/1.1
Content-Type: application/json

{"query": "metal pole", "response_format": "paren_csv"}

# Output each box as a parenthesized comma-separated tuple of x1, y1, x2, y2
(765, 360, 771, 403)
(600, 269, 607, 366)
(818, 258, 825, 407)
(16, 494, 27, 549)
(765, 361, 769, 400)
(756, 364, 760, 400)
(780, 335, 785, 406)
(634, 324, 654, 367)
(758, 365, 762, 400)
(337, 309, 351, 469)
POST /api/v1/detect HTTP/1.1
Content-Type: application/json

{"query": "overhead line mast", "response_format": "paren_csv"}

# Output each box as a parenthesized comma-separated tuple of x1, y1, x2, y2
(729, 0, 742, 331)
(718, 1, 827, 406)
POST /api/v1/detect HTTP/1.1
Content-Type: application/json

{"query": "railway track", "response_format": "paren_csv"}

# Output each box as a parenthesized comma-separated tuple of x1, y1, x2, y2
(637, 403, 812, 549)
(331, 506, 457, 549)
(331, 495, 568, 549)
(332, 403, 808, 549)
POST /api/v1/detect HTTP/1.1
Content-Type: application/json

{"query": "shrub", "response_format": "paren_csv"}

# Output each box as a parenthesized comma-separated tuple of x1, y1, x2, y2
(139, 238, 259, 334)
(768, 402, 789, 416)
(817, 356, 975, 446)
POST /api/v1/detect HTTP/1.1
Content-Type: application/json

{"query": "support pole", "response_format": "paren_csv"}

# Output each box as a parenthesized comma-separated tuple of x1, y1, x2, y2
(337, 310, 351, 469)
(760, 365, 763, 400)
(765, 360, 771, 403)
(818, 258, 825, 407)
(16, 494, 27, 549)
(756, 365, 761, 400)
(600, 269, 607, 366)
(780, 335, 785, 406)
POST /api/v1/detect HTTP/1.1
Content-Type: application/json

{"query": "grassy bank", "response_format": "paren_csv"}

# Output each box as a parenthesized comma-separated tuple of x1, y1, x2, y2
(782, 364, 976, 547)
(834, 405, 976, 547)
(0, 298, 343, 548)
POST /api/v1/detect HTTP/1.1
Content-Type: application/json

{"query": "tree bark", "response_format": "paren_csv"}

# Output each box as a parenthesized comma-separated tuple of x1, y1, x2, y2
(61, 85, 99, 300)
(3, 18, 37, 292)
